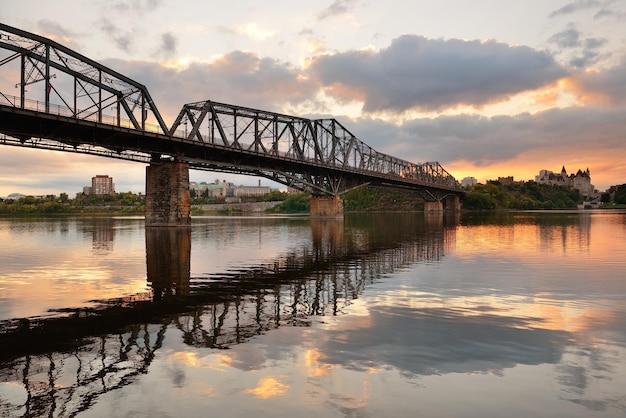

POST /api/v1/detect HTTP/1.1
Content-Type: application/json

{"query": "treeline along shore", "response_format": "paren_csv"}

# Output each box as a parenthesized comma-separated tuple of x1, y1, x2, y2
(2, 181, 626, 215)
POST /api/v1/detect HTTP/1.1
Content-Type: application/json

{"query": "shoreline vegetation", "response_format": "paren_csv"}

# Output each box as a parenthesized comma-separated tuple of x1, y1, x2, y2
(2, 182, 626, 215)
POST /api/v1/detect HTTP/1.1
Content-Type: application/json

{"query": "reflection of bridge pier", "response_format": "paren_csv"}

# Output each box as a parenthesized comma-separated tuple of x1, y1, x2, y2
(146, 226, 191, 299)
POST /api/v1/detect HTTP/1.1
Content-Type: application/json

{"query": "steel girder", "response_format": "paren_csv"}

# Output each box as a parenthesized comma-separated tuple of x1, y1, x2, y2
(0, 23, 168, 134)
(170, 100, 460, 196)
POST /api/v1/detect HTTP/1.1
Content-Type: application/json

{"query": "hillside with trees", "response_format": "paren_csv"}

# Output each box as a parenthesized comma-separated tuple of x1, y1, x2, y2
(601, 184, 626, 207)
(462, 181, 583, 210)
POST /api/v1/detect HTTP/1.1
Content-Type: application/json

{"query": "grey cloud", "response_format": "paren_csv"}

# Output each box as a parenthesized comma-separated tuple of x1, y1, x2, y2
(549, 0, 601, 18)
(593, 9, 613, 18)
(548, 27, 608, 68)
(317, 0, 358, 20)
(103, 50, 623, 170)
(33, 20, 86, 53)
(549, 28, 582, 48)
(593, 8, 626, 19)
(36, 19, 75, 39)
(569, 49, 601, 68)
(114, 36, 132, 53)
(96, 18, 134, 53)
(106, 0, 164, 13)
(158, 32, 177, 58)
(573, 55, 626, 105)
(346, 106, 625, 167)
(308, 35, 568, 113)
(583, 37, 608, 49)
(102, 52, 318, 120)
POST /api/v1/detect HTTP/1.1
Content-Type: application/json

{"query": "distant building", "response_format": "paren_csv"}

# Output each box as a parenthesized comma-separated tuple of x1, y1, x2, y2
(497, 176, 523, 185)
(535, 166, 596, 197)
(233, 180, 272, 197)
(461, 177, 477, 187)
(190, 179, 272, 198)
(90, 175, 115, 195)
(190, 180, 229, 198)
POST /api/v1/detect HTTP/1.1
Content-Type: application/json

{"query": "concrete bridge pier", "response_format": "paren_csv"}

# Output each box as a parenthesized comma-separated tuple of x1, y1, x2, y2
(424, 201, 444, 212)
(423, 195, 461, 212)
(310, 196, 344, 218)
(145, 160, 191, 226)
(444, 194, 461, 211)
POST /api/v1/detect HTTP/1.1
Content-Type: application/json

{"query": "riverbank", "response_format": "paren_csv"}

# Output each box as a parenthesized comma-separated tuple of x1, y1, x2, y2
(193, 201, 283, 213)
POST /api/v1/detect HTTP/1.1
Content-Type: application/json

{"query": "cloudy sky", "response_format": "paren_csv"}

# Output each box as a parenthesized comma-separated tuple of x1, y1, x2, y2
(1, 0, 625, 196)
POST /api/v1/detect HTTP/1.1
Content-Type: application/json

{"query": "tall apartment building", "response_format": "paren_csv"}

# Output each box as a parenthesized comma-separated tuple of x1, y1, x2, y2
(91, 175, 115, 195)
(461, 176, 477, 187)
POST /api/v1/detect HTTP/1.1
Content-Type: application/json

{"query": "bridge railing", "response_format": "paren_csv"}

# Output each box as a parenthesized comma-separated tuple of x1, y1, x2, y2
(0, 93, 166, 134)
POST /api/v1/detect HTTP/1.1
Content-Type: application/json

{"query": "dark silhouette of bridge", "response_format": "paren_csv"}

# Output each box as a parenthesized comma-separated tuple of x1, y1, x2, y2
(0, 23, 462, 223)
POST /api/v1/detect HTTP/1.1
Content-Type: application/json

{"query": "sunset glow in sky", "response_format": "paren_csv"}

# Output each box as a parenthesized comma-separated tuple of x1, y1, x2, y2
(1, 0, 625, 196)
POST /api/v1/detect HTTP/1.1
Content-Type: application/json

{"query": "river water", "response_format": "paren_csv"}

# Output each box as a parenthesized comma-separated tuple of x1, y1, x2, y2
(0, 211, 625, 417)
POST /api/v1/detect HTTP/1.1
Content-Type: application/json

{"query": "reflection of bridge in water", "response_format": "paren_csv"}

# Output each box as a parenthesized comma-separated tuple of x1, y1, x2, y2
(0, 214, 457, 416)
(155, 216, 457, 348)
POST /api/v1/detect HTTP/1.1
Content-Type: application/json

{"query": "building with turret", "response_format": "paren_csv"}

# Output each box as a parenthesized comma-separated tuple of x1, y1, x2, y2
(535, 166, 596, 197)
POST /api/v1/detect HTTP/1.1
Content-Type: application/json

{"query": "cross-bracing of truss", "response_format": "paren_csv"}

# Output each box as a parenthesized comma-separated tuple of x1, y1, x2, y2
(0, 23, 167, 134)
(169, 100, 459, 195)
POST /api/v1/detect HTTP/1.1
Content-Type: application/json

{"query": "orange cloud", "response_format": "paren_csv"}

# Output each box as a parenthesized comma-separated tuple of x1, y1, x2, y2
(530, 85, 560, 107)
(323, 82, 366, 104)
(561, 75, 611, 105)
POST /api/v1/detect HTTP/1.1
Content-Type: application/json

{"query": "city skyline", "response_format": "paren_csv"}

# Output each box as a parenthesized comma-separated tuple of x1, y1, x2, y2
(1, 0, 625, 196)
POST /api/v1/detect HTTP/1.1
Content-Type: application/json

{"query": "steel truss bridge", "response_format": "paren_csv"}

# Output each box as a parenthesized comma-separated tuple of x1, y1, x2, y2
(0, 23, 461, 200)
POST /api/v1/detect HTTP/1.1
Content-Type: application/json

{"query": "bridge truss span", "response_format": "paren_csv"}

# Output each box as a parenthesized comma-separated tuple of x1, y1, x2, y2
(0, 22, 168, 134)
(170, 100, 460, 197)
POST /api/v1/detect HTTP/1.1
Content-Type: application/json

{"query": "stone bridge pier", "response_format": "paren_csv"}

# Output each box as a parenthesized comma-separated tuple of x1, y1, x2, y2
(145, 161, 191, 227)
(310, 196, 344, 218)
(424, 195, 461, 212)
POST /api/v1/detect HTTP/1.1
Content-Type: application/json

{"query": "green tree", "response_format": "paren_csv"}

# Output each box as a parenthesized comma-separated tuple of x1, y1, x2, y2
(262, 190, 288, 202)
(269, 193, 310, 212)
(615, 184, 626, 204)
(463, 192, 496, 210)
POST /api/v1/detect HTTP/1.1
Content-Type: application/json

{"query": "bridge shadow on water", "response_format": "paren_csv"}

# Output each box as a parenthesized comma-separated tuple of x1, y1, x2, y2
(0, 213, 458, 416)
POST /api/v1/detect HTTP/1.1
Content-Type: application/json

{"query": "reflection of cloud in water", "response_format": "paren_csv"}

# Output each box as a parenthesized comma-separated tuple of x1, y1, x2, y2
(243, 376, 290, 399)
(556, 345, 626, 413)
(317, 305, 572, 377)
